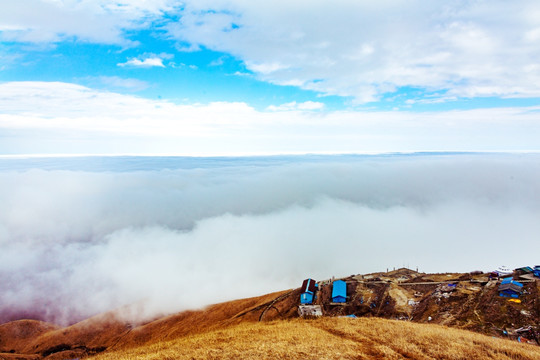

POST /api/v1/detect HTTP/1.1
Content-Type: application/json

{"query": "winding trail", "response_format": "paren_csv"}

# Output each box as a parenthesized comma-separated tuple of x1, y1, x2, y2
(259, 290, 296, 321)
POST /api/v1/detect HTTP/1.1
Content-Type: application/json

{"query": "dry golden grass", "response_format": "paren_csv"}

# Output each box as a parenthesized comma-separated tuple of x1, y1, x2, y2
(116, 290, 290, 349)
(0, 320, 58, 354)
(90, 317, 540, 360)
(0, 290, 289, 360)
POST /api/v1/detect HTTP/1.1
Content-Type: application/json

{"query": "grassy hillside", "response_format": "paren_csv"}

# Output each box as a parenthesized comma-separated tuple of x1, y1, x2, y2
(0, 320, 58, 355)
(0, 290, 292, 359)
(89, 317, 540, 360)
(1, 270, 538, 359)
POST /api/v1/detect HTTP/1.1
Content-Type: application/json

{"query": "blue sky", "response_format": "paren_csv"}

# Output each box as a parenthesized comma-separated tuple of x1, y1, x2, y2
(1, 31, 346, 110)
(1, 0, 540, 155)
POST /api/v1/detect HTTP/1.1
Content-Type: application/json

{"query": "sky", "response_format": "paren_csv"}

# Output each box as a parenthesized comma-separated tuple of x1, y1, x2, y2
(1, 2, 540, 325)
(1, 0, 540, 155)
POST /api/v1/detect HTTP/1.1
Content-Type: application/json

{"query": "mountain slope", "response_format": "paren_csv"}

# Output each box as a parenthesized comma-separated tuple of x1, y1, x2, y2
(0, 290, 292, 359)
(89, 317, 540, 360)
(1, 270, 539, 359)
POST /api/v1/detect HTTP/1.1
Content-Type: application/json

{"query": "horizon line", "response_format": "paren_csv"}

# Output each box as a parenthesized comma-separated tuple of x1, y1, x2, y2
(2, 150, 540, 159)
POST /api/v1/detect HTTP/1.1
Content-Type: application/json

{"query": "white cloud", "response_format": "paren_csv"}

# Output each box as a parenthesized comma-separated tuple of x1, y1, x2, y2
(118, 57, 166, 67)
(97, 76, 149, 90)
(117, 53, 173, 67)
(1, 155, 539, 324)
(405, 96, 458, 106)
(209, 56, 225, 66)
(1, 82, 540, 155)
(267, 101, 325, 111)
(246, 61, 290, 75)
(165, 0, 540, 102)
(4, 2, 540, 102)
(231, 71, 251, 77)
(0, 0, 176, 45)
(0, 50, 22, 71)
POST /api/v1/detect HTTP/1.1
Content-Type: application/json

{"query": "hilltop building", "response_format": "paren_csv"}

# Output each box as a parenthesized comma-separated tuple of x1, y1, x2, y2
(332, 280, 347, 303)
(515, 266, 536, 281)
(498, 277, 523, 298)
(495, 266, 513, 277)
(300, 278, 317, 304)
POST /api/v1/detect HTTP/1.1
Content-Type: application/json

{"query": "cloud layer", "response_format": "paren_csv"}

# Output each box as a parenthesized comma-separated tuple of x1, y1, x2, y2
(1, 154, 539, 325)
(0, 0, 176, 45)
(1, 81, 540, 155)
(166, 0, 540, 102)
(2, 1, 540, 102)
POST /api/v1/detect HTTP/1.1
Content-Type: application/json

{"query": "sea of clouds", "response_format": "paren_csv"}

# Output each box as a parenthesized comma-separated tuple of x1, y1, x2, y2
(1, 154, 539, 325)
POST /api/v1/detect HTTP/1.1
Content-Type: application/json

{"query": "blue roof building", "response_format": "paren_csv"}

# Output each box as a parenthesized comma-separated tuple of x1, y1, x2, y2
(300, 278, 317, 304)
(498, 277, 524, 298)
(534, 265, 540, 278)
(332, 280, 347, 303)
(300, 292, 314, 304)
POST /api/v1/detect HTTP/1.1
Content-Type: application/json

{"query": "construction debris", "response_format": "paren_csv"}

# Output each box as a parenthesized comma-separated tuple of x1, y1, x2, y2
(298, 305, 323, 317)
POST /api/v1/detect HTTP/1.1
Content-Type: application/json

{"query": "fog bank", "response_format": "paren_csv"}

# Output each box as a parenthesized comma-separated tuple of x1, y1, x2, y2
(1, 154, 539, 325)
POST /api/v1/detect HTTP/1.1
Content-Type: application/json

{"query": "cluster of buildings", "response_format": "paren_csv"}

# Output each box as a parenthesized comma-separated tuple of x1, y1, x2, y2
(298, 277, 348, 317)
(297, 264, 540, 314)
(300, 278, 347, 305)
(493, 265, 540, 300)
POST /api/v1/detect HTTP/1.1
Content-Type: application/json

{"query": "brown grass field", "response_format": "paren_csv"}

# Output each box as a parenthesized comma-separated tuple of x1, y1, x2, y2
(1, 276, 538, 360)
(89, 317, 540, 360)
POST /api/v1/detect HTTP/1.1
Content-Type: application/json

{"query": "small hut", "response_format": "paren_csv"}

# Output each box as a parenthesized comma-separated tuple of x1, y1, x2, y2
(498, 277, 523, 298)
(332, 280, 347, 303)
(515, 266, 536, 280)
(514, 266, 533, 275)
(534, 265, 540, 278)
(495, 266, 512, 277)
(300, 278, 317, 304)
